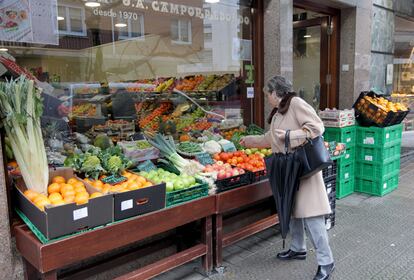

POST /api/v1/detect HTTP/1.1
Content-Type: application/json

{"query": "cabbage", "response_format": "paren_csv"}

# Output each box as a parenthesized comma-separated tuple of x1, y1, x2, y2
(204, 140, 222, 154)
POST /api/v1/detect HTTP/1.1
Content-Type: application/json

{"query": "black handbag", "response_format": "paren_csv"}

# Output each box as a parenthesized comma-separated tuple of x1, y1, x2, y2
(285, 130, 333, 179)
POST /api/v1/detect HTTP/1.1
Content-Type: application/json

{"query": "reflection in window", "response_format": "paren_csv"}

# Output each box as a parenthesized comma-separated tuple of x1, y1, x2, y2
(118, 15, 145, 40)
(171, 19, 192, 45)
(58, 4, 86, 36)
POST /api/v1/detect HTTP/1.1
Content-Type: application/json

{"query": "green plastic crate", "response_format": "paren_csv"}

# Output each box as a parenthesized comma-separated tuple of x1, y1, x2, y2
(324, 126, 356, 147)
(356, 156, 400, 181)
(337, 162, 355, 182)
(355, 142, 401, 164)
(336, 179, 355, 199)
(355, 171, 399, 196)
(338, 146, 355, 165)
(166, 181, 209, 207)
(356, 124, 403, 147)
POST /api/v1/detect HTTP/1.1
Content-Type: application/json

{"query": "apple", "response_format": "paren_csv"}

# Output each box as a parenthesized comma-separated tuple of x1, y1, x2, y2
(258, 153, 265, 158)
(205, 166, 214, 173)
(260, 149, 268, 154)
(224, 163, 232, 169)
(251, 148, 258, 153)
(245, 149, 252, 155)
(238, 168, 245, 174)
(217, 170, 226, 180)
(225, 171, 233, 178)
(233, 170, 240, 176)
(166, 182, 174, 192)
(216, 161, 224, 166)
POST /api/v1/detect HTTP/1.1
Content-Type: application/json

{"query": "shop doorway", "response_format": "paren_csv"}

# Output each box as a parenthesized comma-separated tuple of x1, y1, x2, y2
(293, 2, 340, 110)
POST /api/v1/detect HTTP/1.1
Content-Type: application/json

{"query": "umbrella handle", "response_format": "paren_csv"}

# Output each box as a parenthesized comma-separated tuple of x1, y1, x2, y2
(285, 130, 291, 154)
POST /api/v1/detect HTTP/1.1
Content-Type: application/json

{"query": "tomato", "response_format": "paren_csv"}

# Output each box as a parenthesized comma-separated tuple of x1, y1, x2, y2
(221, 153, 229, 161)
(237, 157, 243, 163)
(213, 154, 220, 161)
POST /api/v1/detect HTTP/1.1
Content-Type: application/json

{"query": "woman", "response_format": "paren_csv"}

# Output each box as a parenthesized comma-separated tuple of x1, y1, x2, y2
(240, 76, 334, 280)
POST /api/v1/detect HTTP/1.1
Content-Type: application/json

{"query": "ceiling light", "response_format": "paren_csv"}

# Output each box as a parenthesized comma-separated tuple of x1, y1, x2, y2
(85, 2, 101, 7)
(0, 48, 8, 52)
(303, 35, 311, 38)
(115, 23, 127, 28)
(57, 16, 65, 21)
(205, 0, 220, 3)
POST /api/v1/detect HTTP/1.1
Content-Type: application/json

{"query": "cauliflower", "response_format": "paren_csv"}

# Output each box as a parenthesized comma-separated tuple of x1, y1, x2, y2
(107, 155, 123, 175)
(204, 140, 222, 154)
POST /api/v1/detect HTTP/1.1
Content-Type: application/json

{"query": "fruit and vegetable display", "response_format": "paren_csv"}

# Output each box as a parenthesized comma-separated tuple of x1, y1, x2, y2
(85, 171, 153, 194)
(324, 142, 346, 158)
(138, 168, 198, 192)
(70, 103, 97, 118)
(203, 162, 246, 180)
(23, 176, 103, 210)
(213, 151, 266, 172)
(64, 146, 132, 179)
(354, 91, 410, 127)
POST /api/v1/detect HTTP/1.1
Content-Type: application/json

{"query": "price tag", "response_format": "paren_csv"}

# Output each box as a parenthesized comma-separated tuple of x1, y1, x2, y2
(345, 173, 349, 180)
(386, 133, 390, 139)
(102, 175, 127, 185)
(138, 160, 157, 172)
(73, 207, 88, 221)
(222, 142, 237, 152)
(346, 137, 351, 143)
(195, 152, 214, 166)
(247, 87, 254, 99)
(365, 155, 373, 162)
(345, 153, 350, 159)
(121, 199, 133, 211)
(383, 183, 387, 189)
(363, 137, 375, 145)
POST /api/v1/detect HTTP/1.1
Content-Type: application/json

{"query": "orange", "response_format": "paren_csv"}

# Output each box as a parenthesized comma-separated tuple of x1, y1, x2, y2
(73, 181, 85, 189)
(128, 182, 142, 190)
(110, 185, 123, 193)
(136, 176, 147, 184)
(90, 192, 103, 199)
(48, 193, 63, 202)
(74, 192, 89, 205)
(74, 185, 87, 193)
(67, 178, 78, 185)
(92, 180, 103, 189)
(51, 199, 65, 206)
(61, 189, 76, 198)
(34, 199, 51, 211)
(33, 194, 49, 204)
(129, 174, 138, 181)
(119, 188, 130, 193)
(102, 184, 111, 194)
(63, 195, 75, 203)
(143, 182, 153, 188)
(24, 190, 39, 201)
(48, 183, 61, 194)
(60, 184, 74, 193)
(52, 176, 65, 184)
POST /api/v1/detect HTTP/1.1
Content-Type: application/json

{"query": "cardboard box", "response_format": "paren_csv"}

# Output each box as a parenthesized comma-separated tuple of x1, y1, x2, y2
(15, 168, 113, 240)
(85, 174, 166, 221)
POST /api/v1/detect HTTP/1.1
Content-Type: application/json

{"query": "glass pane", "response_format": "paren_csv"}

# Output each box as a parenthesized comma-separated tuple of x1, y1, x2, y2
(130, 17, 143, 38)
(293, 26, 321, 110)
(57, 6, 67, 31)
(171, 19, 179, 41)
(69, 8, 83, 33)
(180, 20, 190, 42)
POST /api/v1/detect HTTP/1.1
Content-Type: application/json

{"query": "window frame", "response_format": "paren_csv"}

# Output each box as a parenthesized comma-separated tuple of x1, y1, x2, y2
(171, 19, 192, 45)
(118, 14, 145, 41)
(58, 4, 87, 37)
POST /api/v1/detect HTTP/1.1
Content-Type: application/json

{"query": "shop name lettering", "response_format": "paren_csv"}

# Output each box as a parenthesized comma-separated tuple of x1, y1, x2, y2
(93, 0, 250, 25)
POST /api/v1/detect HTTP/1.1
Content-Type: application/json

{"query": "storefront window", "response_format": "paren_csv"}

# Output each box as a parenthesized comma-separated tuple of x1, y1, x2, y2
(0, 0, 256, 165)
(393, 16, 414, 131)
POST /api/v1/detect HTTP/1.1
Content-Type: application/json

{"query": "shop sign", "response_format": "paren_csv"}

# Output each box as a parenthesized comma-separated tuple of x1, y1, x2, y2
(94, 0, 250, 25)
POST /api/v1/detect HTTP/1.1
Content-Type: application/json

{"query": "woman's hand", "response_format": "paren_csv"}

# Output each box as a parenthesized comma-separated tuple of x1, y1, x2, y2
(274, 129, 286, 140)
(239, 137, 247, 147)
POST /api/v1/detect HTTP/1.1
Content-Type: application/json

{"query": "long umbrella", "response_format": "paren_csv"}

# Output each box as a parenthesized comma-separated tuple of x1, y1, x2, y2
(265, 151, 302, 247)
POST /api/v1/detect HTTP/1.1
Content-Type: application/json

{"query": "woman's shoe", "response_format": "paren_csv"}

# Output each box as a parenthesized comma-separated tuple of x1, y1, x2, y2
(276, 249, 307, 260)
(313, 263, 335, 280)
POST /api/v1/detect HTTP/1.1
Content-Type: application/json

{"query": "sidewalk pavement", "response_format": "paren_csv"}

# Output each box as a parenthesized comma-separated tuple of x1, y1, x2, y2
(154, 158, 414, 280)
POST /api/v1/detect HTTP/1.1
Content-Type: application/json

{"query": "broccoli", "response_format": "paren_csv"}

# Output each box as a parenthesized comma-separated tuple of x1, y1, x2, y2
(107, 155, 123, 175)
(81, 155, 104, 179)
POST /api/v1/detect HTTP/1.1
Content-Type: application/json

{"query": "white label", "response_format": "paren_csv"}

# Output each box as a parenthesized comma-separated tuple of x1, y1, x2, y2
(364, 137, 375, 145)
(386, 133, 390, 139)
(365, 155, 373, 161)
(383, 183, 387, 189)
(247, 87, 254, 99)
(345, 173, 349, 179)
(121, 199, 133, 211)
(73, 207, 88, 221)
(346, 154, 350, 159)
(346, 137, 351, 143)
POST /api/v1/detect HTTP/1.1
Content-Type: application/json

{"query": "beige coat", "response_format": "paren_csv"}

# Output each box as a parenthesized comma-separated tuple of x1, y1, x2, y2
(244, 97, 331, 218)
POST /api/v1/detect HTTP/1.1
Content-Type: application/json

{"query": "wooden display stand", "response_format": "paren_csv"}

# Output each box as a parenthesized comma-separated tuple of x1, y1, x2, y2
(15, 196, 215, 280)
(213, 180, 279, 269)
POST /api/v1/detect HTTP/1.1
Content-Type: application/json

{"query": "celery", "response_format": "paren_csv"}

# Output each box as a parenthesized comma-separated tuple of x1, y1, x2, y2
(0, 77, 48, 193)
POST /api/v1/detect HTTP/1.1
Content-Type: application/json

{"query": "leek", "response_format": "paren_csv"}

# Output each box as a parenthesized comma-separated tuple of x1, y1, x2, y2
(0, 77, 48, 193)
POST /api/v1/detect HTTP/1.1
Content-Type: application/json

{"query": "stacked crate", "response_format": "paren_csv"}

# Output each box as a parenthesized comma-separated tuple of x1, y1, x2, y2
(355, 124, 403, 196)
(324, 126, 357, 199)
(323, 163, 337, 230)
